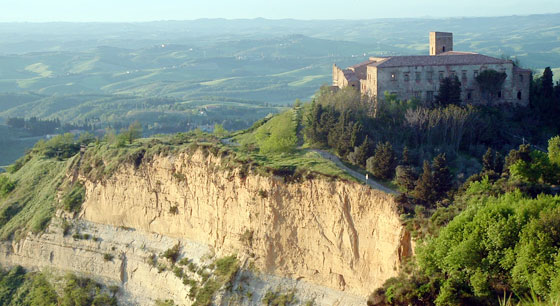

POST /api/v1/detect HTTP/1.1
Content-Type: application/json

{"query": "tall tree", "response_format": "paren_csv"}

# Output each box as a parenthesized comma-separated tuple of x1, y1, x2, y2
(476, 69, 507, 105)
(413, 160, 438, 205)
(435, 76, 462, 106)
(366, 142, 397, 180)
(432, 153, 453, 200)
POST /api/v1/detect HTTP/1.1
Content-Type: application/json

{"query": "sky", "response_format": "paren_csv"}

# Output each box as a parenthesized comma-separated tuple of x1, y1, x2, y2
(1, 0, 559, 22)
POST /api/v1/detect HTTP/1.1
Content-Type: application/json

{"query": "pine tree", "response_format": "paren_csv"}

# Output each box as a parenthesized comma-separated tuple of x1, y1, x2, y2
(413, 160, 438, 205)
(432, 153, 453, 200)
(395, 165, 418, 193)
(401, 146, 412, 166)
(494, 152, 504, 174)
(367, 142, 397, 180)
(348, 136, 372, 167)
(482, 148, 495, 172)
(435, 76, 462, 106)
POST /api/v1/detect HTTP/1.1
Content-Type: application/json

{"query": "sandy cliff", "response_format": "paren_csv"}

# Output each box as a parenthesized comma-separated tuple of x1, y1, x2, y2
(80, 149, 412, 297)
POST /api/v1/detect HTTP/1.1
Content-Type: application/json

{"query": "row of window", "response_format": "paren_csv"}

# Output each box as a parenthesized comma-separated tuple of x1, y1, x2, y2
(389, 70, 484, 82)
(390, 90, 523, 101)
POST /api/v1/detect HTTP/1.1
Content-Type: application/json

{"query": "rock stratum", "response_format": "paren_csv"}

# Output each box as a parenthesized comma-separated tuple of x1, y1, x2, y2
(0, 148, 412, 305)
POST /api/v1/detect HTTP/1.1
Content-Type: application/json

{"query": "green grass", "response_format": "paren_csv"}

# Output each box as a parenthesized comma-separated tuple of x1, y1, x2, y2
(0, 155, 70, 240)
(233, 110, 353, 180)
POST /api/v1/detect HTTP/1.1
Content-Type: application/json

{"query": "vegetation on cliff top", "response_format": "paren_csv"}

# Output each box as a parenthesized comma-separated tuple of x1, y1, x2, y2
(0, 265, 118, 306)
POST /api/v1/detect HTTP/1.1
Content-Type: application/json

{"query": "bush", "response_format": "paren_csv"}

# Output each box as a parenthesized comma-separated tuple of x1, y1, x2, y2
(103, 253, 114, 261)
(162, 243, 181, 264)
(61, 183, 85, 213)
(0, 176, 16, 197)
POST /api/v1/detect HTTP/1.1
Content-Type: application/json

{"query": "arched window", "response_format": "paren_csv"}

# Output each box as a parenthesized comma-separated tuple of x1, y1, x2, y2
(442, 46, 446, 52)
(497, 91, 502, 98)
(517, 91, 522, 100)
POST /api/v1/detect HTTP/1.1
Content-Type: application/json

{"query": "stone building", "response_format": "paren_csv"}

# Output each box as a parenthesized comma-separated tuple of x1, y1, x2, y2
(333, 32, 531, 106)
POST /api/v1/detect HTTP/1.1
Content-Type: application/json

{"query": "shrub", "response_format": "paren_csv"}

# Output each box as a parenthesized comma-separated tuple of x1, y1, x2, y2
(0, 176, 16, 197)
(103, 253, 114, 261)
(169, 206, 179, 215)
(262, 289, 297, 306)
(61, 183, 85, 213)
(162, 243, 181, 264)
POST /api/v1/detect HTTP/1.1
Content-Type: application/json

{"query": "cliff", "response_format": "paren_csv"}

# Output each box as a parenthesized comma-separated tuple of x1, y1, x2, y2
(79, 149, 412, 297)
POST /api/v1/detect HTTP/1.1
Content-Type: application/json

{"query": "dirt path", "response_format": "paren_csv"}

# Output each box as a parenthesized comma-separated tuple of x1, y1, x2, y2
(309, 149, 397, 195)
(220, 138, 397, 194)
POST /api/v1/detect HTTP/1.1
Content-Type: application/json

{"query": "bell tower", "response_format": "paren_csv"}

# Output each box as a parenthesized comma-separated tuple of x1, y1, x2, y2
(429, 32, 453, 55)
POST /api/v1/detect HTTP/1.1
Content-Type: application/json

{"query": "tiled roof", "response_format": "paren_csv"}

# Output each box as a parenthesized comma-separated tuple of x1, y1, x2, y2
(343, 69, 358, 82)
(368, 52, 512, 68)
(350, 60, 375, 70)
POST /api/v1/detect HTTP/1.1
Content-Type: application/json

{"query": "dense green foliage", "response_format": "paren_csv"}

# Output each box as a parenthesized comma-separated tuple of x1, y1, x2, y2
(0, 266, 116, 306)
(435, 76, 462, 107)
(476, 69, 508, 104)
(61, 183, 85, 213)
(0, 176, 16, 197)
(371, 137, 560, 306)
(366, 142, 397, 180)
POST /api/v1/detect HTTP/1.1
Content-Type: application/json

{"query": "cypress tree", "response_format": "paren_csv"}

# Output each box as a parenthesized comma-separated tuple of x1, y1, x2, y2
(435, 76, 462, 106)
(367, 142, 397, 180)
(395, 165, 418, 193)
(432, 153, 453, 200)
(401, 146, 412, 166)
(482, 148, 495, 172)
(413, 160, 438, 205)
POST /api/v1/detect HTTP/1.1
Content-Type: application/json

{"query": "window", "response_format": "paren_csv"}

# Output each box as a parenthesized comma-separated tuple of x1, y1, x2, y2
(439, 72, 444, 80)
(442, 46, 446, 52)
(497, 91, 502, 98)
(517, 91, 522, 100)
(467, 91, 472, 100)
(427, 91, 434, 102)
(519, 74, 524, 82)
(416, 72, 421, 81)
(474, 70, 479, 78)
(427, 71, 433, 81)
(404, 73, 410, 82)
(391, 73, 397, 81)
(462, 71, 467, 80)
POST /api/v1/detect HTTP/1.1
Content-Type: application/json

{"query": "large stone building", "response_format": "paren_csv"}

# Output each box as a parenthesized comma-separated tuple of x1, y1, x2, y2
(333, 32, 531, 106)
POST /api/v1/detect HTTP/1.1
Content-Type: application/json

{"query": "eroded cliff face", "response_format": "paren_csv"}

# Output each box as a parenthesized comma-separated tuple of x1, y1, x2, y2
(80, 149, 411, 297)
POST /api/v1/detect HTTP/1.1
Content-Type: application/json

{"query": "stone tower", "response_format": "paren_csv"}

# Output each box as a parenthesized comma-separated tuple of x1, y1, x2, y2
(429, 32, 453, 55)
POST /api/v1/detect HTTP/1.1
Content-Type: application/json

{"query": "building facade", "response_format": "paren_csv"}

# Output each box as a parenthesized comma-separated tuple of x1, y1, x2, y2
(333, 32, 531, 106)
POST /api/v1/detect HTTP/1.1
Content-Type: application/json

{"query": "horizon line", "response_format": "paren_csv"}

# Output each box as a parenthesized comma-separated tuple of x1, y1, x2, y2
(1, 12, 559, 24)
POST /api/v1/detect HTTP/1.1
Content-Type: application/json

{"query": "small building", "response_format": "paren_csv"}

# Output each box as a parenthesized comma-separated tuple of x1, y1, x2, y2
(333, 32, 531, 106)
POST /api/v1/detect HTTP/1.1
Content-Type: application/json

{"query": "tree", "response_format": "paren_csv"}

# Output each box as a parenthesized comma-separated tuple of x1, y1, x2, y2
(542, 67, 554, 99)
(395, 165, 418, 192)
(348, 136, 372, 167)
(126, 121, 142, 144)
(475, 69, 507, 105)
(213, 124, 228, 138)
(548, 135, 560, 166)
(505, 144, 531, 170)
(432, 153, 453, 200)
(435, 76, 462, 106)
(366, 142, 397, 180)
(401, 146, 412, 166)
(412, 160, 438, 205)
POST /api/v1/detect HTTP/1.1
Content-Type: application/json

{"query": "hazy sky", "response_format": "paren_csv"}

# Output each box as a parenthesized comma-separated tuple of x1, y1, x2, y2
(2, 0, 559, 22)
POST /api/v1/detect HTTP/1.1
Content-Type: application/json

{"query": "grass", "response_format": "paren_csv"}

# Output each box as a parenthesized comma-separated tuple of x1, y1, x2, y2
(0, 155, 70, 240)
(233, 109, 353, 181)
